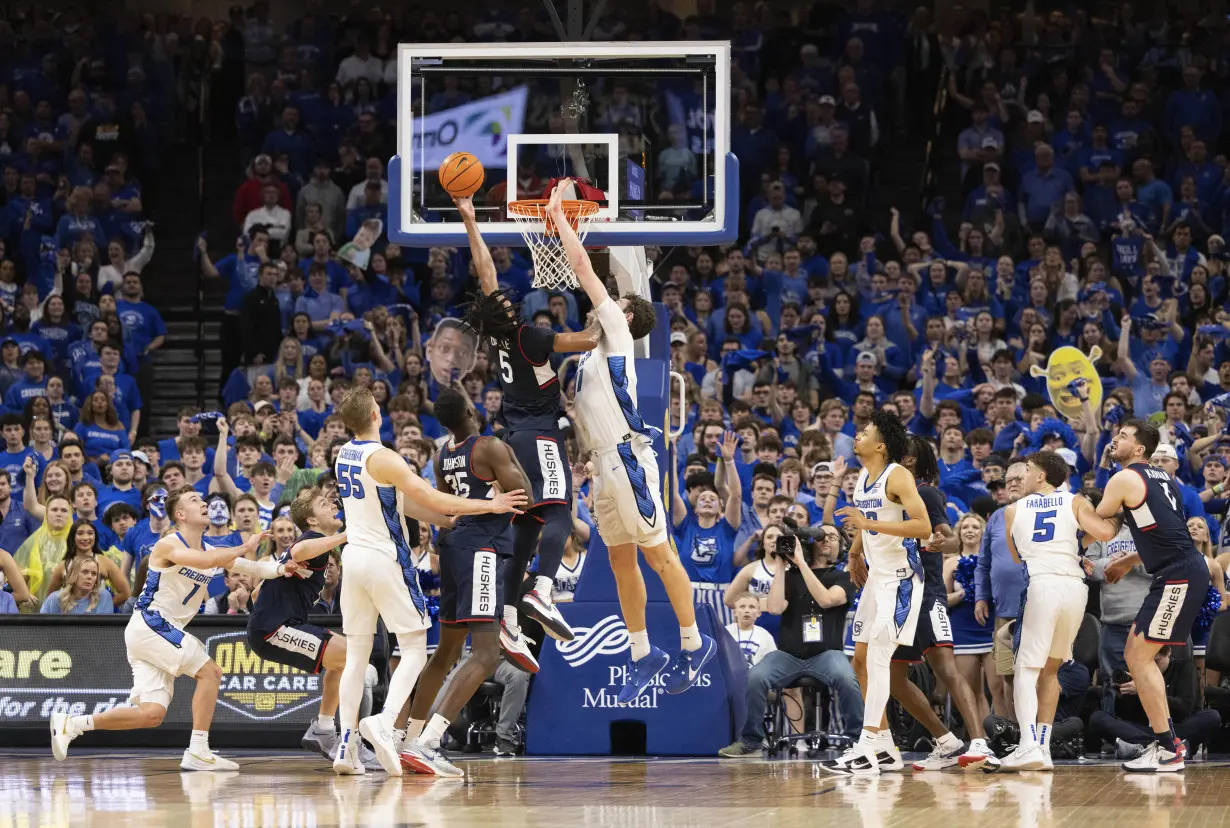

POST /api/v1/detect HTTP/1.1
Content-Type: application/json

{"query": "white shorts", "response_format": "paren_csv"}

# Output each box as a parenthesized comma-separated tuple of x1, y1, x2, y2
(851, 573, 924, 647)
(341, 545, 431, 636)
(1015, 575, 1087, 669)
(124, 612, 210, 709)
(590, 437, 669, 549)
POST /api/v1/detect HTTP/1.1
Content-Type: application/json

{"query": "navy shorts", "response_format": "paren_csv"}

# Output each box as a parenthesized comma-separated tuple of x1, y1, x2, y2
(893, 595, 954, 663)
(247, 622, 333, 673)
(504, 429, 571, 512)
(1133, 555, 1211, 645)
(439, 525, 513, 625)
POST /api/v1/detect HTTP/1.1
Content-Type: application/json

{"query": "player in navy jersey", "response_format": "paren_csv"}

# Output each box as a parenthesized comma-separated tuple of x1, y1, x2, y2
(1098, 419, 1211, 773)
(246, 487, 372, 767)
(399, 386, 532, 778)
(886, 437, 998, 771)
(456, 195, 602, 653)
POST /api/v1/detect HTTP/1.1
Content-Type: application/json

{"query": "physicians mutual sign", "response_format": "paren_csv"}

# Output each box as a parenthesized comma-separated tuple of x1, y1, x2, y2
(412, 86, 528, 170)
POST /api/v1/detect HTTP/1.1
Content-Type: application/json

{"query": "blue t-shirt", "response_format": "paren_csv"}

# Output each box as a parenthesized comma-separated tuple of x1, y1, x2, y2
(97, 484, 143, 513)
(0, 501, 39, 554)
(0, 447, 43, 501)
(121, 518, 164, 566)
(73, 422, 130, 459)
(675, 513, 738, 584)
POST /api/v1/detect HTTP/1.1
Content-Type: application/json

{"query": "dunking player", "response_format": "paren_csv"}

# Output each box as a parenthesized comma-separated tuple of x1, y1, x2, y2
(331, 387, 527, 776)
(546, 180, 717, 702)
(821, 411, 932, 776)
(399, 386, 533, 778)
(50, 489, 277, 771)
(245, 487, 380, 769)
(456, 195, 601, 666)
(998, 450, 1118, 771)
(879, 436, 999, 771)
(1098, 419, 1210, 773)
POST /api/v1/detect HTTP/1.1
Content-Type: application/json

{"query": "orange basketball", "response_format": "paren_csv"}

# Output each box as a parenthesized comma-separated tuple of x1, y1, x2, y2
(439, 152, 485, 198)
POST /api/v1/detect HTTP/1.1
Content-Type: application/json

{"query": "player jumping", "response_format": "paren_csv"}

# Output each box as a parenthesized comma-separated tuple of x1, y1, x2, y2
(331, 387, 527, 776)
(1098, 419, 1211, 773)
(457, 193, 602, 668)
(545, 180, 716, 703)
(998, 450, 1118, 772)
(50, 489, 281, 771)
(821, 411, 932, 776)
(399, 386, 534, 778)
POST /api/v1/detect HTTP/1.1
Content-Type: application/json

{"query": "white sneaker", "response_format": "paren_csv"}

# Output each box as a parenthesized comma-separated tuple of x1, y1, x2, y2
(911, 740, 964, 771)
(521, 589, 574, 641)
(500, 623, 540, 673)
(999, 744, 1046, 772)
(875, 741, 905, 772)
(301, 721, 339, 759)
(359, 715, 403, 776)
(1122, 740, 1186, 773)
(399, 740, 465, 778)
(180, 748, 240, 771)
(393, 728, 407, 753)
(818, 744, 880, 776)
(332, 729, 366, 776)
(1040, 748, 1054, 771)
(961, 738, 1000, 772)
(49, 713, 81, 761)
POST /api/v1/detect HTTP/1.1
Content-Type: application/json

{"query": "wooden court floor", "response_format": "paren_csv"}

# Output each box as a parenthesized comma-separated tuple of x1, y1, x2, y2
(2, 751, 1229, 828)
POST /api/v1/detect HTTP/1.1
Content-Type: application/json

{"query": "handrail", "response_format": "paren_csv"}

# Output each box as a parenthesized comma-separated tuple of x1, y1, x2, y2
(195, 68, 210, 409)
(918, 63, 951, 212)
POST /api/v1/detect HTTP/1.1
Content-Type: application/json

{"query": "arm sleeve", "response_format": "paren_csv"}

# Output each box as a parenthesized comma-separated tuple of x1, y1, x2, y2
(519, 324, 556, 365)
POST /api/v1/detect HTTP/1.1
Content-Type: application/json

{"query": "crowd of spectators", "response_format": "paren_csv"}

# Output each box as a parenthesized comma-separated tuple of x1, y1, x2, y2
(9, 0, 1230, 758)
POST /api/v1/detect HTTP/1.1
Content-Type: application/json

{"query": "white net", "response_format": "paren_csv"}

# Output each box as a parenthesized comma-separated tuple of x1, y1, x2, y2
(508, 200, 599, 290)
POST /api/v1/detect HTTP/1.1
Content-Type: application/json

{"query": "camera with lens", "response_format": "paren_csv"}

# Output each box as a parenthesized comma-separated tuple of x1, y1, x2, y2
(774, 517, 827, 564)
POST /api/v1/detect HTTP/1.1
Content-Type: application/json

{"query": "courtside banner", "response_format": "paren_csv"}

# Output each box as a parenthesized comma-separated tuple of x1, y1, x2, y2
(0, 616, 340, 729)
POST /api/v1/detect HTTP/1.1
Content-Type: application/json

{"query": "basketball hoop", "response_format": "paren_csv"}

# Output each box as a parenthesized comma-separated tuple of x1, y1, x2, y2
(508, 199, 600, 290)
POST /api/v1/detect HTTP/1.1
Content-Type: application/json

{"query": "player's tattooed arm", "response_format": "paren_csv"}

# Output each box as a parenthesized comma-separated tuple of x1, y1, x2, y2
(455, 196, 498, 295)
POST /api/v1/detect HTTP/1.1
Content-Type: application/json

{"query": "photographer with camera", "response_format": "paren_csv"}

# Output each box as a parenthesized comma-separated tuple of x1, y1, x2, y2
(718, 519, 861, 757)
(1088, 646, 1220, 759)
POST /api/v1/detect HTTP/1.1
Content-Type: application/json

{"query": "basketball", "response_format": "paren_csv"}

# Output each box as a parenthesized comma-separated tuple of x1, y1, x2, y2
(439, 152, 484, 198)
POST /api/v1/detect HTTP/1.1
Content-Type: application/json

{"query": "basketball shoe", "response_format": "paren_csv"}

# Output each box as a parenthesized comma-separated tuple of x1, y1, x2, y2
(522, 589, 574, 641)
(998, 743, 1047, 772)
(1122, 739, 1186, 773)
(301, 720, 339, 759)
(500, 622, 539, 673)
(359, 714, 403, 775)
(617, 646, 669, 705)
(662, 634, 717, 695)
(49, 712, 82, 761)
(400, 740, 465, 778)
(180, 748, 240, 772)
(333, 729, 366, 775)
(818, 741, 880, 776)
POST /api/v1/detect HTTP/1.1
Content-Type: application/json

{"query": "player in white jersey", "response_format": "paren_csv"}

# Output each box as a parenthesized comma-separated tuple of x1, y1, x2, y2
(545, 181, 718, 703)
(998, 450, 1117, 771)
(49, 488, 285, 771)
(820, 411, 932, 776)
(329, 386, 527, 776)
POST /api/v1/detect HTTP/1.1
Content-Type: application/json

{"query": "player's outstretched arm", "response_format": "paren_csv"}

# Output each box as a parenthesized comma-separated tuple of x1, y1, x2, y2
(837, 466, 932, 540)
(1073, 494, 1118, 542)
(159, 532, 269, 571)
(546, 180, 608, 311)
(455, 197, 498, 295)
(288, 532, 347, 563)
(553, 320, 602, 353)
(369, 447, 527, 517)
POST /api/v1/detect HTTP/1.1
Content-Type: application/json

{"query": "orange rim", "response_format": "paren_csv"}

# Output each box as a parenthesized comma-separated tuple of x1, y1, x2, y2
(509, 199, 600, 236)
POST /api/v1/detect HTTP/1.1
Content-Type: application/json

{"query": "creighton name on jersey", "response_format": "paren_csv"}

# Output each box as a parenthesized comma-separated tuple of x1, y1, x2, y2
(1011, 490, 1082, 578)
(852, 463, 914, 579)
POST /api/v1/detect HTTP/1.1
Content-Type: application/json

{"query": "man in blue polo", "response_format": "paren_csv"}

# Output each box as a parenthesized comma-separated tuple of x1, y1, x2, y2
(975, 460, 1027, 717)
(1019, 144, 1074, 231)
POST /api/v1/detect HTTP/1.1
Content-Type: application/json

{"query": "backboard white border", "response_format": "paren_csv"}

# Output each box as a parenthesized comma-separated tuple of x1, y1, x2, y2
(507, 133, 620, 224)
(392, 41, 731, 246)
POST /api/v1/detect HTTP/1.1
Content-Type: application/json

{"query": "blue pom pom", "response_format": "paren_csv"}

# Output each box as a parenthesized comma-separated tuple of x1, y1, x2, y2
(1195, 585, 1221, 631)
(955, 554, 978, 598)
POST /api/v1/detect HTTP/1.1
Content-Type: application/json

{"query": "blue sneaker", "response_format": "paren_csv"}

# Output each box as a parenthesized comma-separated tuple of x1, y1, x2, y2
(616, 647, 669, 705)
(662, 635, 717, 695)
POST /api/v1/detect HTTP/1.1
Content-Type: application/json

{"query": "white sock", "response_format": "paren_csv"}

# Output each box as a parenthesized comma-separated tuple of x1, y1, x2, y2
(420, 714, 450, 749)
(680, 624, 702, 652)
(317, 715, 335, 731)
(533, 576, 553, 598)
(876, 729, 895, 749)
(407, 718, 426, 741)
(504, 605, 519, 632)
(1038, 722, 1051, 750)
(70, 714, 94, 733)
(858, 729, 878, 751)
(189, 730, 209, 753)
(629, 629, 651, 661)
(938, 731, 963, 750)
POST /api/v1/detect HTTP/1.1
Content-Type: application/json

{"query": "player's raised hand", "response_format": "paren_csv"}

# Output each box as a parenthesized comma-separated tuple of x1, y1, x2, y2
(489, 488, 529, 515)
(453, 196, 476, 223)
(718, 430, 739, 462)
(280, 559, 303, 578)
(546, 179, 569, 218)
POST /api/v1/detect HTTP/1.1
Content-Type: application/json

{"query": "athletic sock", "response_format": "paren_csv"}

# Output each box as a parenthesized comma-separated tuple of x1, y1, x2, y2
(938, 731, 963, 751)
(876, 729, 895, 750)
(680, 624, 702, 652)
(629, 629, 651, 661)
(533, 576, 553, 599)
(1154, 718, 1180, 750)
(407, 718, 426, 742)
(1038, 723, 1052, 751)
(420, 714, 450, 749)
(317, 715, 335, 731)
(504, 606, 519, 634)
(189, 730, 210, 754)
(70, 714, 94, 733)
